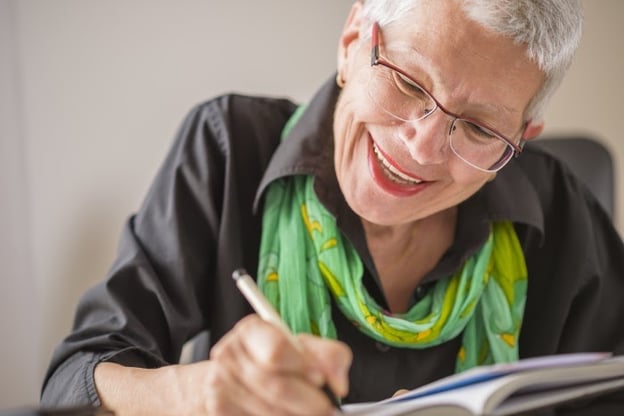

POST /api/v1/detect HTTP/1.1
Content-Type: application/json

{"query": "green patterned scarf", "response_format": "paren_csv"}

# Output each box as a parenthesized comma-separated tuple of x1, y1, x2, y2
(258, 107, 527, 372)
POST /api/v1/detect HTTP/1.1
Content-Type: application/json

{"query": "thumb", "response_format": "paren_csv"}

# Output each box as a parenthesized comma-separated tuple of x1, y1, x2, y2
(393, 389, 410, 397)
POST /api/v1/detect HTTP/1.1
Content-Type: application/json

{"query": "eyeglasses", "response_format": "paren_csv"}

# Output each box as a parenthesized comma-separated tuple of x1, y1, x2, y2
(368, 22, 525, 172)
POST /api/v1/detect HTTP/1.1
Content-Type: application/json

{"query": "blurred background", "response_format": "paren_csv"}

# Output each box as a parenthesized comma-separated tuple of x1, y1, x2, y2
(1, 0, 622, 409)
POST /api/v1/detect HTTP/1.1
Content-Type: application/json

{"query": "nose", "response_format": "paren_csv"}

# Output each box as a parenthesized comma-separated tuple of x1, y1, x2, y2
(396, 110, 449, 166)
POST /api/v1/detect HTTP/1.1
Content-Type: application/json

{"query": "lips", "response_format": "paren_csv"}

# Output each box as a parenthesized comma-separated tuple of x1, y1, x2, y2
(367, 136, 427, 197)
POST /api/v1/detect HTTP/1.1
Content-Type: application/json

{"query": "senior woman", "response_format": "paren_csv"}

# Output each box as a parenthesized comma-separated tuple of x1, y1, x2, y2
(42, 0, 624, 415)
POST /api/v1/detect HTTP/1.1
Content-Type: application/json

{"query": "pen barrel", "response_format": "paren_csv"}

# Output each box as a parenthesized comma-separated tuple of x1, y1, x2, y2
(234, 271, 296, 342)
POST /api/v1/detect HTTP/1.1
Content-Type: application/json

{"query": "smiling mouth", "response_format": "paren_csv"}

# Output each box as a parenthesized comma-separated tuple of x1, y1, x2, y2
(372, 141, 423, 186)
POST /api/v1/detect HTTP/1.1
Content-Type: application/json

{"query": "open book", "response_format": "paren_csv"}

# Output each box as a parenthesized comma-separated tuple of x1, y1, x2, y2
(341, 352, 624, 416)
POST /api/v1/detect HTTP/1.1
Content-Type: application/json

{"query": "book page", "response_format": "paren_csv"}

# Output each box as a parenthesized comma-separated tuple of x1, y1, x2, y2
(340, 353, 621, 416)
(377, 352, 611, 404)
(497, 377, 624, 415)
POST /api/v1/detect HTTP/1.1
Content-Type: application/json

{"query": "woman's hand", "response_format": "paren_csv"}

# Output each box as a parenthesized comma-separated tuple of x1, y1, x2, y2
(94, 315, 352, 415)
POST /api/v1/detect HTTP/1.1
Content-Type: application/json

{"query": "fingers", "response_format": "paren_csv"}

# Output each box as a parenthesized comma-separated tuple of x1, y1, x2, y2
(208, 314, 346, 415)
(211, 315, 324, 384)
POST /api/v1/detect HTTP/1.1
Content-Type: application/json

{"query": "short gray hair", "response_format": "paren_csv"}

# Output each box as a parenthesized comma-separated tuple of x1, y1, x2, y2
(360, 0, 583, 121)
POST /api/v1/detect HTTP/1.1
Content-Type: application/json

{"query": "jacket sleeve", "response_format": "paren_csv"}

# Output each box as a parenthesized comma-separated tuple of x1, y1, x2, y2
(40, 94, 296, 406)
(40, 101, 226, 406)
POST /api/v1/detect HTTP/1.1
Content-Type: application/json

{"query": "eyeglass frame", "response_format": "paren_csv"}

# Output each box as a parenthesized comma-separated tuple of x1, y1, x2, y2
(369, 21, 527, 172)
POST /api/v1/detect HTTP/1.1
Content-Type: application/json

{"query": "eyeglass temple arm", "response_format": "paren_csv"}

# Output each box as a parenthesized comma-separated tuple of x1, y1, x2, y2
(371, 22, 380, 66)
(516, 140, 526, 156)
(514, 121, 531, 157)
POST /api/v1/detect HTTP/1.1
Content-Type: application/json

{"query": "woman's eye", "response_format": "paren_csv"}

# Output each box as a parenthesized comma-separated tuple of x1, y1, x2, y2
(465, 121, 499, 141)
(394, 72, 428, 98)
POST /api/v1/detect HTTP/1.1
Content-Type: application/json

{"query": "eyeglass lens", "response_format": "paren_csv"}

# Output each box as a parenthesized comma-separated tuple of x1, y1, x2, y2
(367, 62, 514, 172)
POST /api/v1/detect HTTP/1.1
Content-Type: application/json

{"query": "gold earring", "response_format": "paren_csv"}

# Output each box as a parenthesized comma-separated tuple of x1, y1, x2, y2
(336, 72, 346, 88)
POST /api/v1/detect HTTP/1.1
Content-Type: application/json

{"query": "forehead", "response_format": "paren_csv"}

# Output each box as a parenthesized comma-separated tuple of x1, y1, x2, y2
(380, 1, 544, 120)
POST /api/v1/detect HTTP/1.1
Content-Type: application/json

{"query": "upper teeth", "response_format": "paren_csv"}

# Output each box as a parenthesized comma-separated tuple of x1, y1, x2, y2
(373, 142, 423, 185)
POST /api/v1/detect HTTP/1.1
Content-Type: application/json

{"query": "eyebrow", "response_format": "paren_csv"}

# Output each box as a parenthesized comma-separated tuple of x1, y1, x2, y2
(471, 101, 520, 120)
(393, 44, 522, 121)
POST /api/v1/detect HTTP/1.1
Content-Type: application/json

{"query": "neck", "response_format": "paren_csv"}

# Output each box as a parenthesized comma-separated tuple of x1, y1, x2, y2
(362, 207, 458, 313)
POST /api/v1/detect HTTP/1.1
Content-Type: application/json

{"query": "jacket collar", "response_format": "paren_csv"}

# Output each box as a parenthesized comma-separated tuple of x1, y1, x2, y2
(253, 77, 338, 211)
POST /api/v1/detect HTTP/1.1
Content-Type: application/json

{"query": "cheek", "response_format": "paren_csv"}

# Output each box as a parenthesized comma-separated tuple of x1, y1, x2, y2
(336, 60, 382, 122)
(332, 87, 375, 162)
(333, 84, 389, 149)
(332, 94, 379, 207)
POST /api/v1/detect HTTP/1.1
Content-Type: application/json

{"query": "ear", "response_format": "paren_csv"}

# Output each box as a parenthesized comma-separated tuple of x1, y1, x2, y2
(337, 1, 365, 83)
(521, 119, 544, 142)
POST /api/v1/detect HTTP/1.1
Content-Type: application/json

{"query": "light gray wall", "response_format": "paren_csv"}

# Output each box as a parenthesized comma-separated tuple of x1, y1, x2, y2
(0, 0, 353, 407)
(0, 0, 41, 408)
(0, 0, 622, 408)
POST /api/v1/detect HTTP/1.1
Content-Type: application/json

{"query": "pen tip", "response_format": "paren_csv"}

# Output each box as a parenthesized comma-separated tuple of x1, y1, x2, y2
(232, 268, 248, 281)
